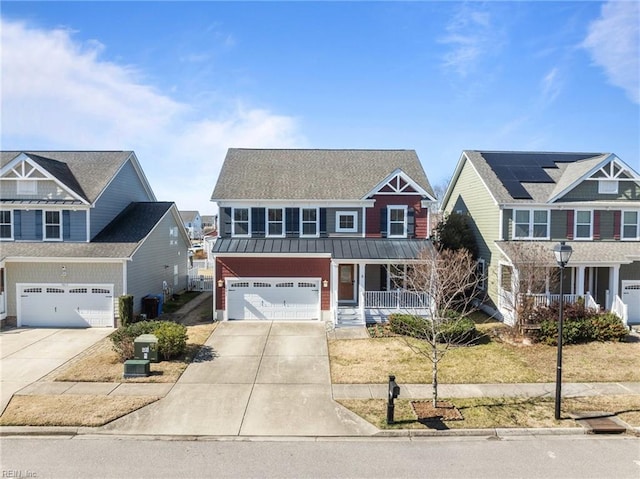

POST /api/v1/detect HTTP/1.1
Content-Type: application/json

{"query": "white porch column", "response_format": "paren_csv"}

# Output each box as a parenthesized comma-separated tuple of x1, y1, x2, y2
(330, 260, 339, 325)
(609, 265, 620, 310)
(358, 263, 366, 319)
(576, 266, 585, 296)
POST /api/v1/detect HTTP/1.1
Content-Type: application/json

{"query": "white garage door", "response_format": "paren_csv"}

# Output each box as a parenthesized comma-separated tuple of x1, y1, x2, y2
(621, 281, 640, 324)
(227, 278, 320, 320)
(18, 283, 114, 328)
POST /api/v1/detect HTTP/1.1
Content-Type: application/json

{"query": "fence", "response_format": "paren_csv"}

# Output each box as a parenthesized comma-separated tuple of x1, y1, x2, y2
(188, 270, 213, 292)
(364, 290, 431, 310)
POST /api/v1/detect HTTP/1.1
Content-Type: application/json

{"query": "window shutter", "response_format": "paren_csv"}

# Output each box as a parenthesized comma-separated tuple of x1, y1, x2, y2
(35, 210, 43, 240)
(63, 210, 71, 240)
(407, 207, 415, 238)
(252, 208, 265, 238)
(286, 208, 299, 237)
(566, 210, 574, 240)
(380, 208, 388, 238)
(613, 210, 621, 240)
(593, 210, 600, 240)
(13, 210, 21, 239)
(223, 208, 232, 237)
(319, 208, 327, 237)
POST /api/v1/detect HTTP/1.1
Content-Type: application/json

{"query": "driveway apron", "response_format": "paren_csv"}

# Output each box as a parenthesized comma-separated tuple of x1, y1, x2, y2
(102, 321, 377, 436)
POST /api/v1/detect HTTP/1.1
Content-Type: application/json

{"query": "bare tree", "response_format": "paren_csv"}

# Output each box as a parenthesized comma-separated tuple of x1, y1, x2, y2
(393, 247, 483, 407)
(496, 242, 558, 332)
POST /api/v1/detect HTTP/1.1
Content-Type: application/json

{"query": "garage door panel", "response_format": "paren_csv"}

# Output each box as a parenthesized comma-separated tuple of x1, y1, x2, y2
(18, 283, 114, 328)
(227, 278, 320, 320)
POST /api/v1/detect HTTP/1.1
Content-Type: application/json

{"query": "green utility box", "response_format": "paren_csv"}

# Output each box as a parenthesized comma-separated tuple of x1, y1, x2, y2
(123, 359, 150, 378)
(134, 334, 159, 363)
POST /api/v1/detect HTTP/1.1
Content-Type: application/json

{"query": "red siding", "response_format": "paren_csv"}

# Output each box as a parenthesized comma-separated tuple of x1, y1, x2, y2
(613, 210, 621, 240)
(566, 210, 574, 240)
(365, 194, 428, 238)
(593, 210, 601, 240)
(215, 257, 331, 310)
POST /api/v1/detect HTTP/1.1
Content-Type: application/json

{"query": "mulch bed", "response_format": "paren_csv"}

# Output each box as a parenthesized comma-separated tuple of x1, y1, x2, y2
(411, 400, 464, 421)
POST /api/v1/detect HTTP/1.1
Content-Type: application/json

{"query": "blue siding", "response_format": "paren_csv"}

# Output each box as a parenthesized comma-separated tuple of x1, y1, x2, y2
(17, 210, 38, 240)
(90, 160, 153, 238)
(68, 210, 87, 241)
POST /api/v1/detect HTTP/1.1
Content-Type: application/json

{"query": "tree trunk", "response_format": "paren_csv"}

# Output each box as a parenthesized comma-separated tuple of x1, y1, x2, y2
(432, 347, 438, 407)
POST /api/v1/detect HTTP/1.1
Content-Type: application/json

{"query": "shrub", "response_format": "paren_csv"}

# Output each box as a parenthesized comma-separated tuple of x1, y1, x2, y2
(110, 320, 157, 361)
(388, 312, 477, 345)
(590, 313, 628, 342)
(118, 295, 134, 326)
(154, 322, 188, 360)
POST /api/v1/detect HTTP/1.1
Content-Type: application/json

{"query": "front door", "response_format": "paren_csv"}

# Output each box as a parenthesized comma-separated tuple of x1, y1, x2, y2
(338, 264, 355, 302)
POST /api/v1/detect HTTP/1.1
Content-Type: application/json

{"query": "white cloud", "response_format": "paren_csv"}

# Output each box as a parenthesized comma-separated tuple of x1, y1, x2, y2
(439, 5, 500, 78)
(0, 18, 304, 211)
(583, 1, 640, 104)
(540, 67, 563, 106)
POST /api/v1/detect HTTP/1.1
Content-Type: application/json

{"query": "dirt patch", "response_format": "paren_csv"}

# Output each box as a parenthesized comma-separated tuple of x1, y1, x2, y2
(411, 400, 464, 421)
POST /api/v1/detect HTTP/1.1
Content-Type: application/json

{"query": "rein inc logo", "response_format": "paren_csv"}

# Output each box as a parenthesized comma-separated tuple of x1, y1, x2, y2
(2, 472, 37, 478)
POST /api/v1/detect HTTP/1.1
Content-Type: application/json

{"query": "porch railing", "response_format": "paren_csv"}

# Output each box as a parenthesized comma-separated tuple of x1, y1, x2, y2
(364, 290, 431, 310)
(520, 293, 599, 310)
(611, 295, 628, 326)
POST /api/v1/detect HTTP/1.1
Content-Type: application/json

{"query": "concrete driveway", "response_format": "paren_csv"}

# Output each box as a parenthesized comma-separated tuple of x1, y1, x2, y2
(0, 328, 113, 414)
(103, 321, 377, 436)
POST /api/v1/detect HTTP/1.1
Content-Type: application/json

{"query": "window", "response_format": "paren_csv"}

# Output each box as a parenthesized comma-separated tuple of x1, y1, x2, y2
(388, 264, 407, 290)
(266, 208, 284, 237)
(232, 208, 250, 237)
(622, 211, 639, 240)
(513, 209, 548, 239)
(0, 210, 12, 240)
(476, 259, 487, 291)
(575, 210, 592, 239)
(598, 180, 618, 194)
(300, 208, 318, 237)
(17, 180, 37, 195)
(336, 211, 357, 233)
(388, 206, 407, 237)
(44, 211, 61, 240)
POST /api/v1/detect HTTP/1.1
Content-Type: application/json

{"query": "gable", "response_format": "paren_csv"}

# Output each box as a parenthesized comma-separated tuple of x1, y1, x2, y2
(364, 168, 435, 200)
(0, 153, 88, 203)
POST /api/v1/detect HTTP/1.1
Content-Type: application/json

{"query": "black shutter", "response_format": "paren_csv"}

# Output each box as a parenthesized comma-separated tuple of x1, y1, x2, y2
(13, 210, 21, 239)
(222, 208, 232, 237)
(63, 210, 71, 240)
(407, 207, 415, 238)
(286, 208, 299, 237)
(380, 208, 387, 238)
(35, 210, 43, 240)
(252, 208, 265, 238)
(319, 208, 327, 237)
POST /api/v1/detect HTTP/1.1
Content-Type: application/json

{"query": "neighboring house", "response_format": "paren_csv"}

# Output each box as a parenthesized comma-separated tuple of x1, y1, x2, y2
(210, 148, 437, 326)
(441, 150, 640, 326)
(0, 151, 191, 328)
(180, 210, 203, 240)
(201, 214, 217, 232)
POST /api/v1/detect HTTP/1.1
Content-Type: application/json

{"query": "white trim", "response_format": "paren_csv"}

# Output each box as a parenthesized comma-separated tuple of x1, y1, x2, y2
(335, 211, 358, 233)
(217, 199, 375, 208)
(299, 207, 320, 238)
(621, 210, 640, 240)
(265, 207, 285, 238)
(574, 209, 593, 240)
(363, 168, 435, 200)
(387, 205, 408, 238)
(511, 208, 550, 240)
(231, 207, 251, 238)
(43, 209, 63, 241)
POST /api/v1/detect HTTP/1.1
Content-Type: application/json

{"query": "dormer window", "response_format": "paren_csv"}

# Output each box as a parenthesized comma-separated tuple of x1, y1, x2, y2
(232, 208, 250, 237)
(300, 208, 319, 237)
(336, 211, 358, 233)
(388, 205, 407, 238)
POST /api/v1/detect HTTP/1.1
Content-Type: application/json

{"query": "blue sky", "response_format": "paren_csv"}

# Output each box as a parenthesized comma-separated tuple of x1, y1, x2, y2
(2, 1, 638, 213)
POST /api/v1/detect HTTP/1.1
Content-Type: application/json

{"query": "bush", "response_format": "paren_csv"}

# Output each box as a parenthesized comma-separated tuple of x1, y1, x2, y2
(388, 312, 477, 345)
(110, 320, 188, 361)
(154, 322, 188, 360)
(535, 304, 628, 345)
(118, 295, 134, 326)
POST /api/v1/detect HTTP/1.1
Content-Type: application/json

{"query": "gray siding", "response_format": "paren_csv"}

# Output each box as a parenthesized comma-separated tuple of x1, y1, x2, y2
(4, 261, 123, 319)
(90, 160, 153, 238)
(502, 208, 512, 241)
(365, 264, 382, 291)
(560, 180, 640, 202)
(17, 210, 38, 240)
(127, 210, 190, 314)
(550, 210, 567, 240)
(620, 261, 640, 282)
(1, 179, 77, 201)
(598, 210, 615, 240)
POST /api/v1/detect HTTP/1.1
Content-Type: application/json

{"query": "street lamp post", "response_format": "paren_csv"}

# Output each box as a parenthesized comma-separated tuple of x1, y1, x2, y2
(553, 241, 573, 420)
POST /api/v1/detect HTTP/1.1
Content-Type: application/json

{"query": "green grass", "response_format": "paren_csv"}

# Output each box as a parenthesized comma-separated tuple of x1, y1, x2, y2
(161, 291, 201, 314)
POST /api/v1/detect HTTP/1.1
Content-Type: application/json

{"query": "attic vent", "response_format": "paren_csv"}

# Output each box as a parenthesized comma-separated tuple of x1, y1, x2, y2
(598, 180, 618, 194)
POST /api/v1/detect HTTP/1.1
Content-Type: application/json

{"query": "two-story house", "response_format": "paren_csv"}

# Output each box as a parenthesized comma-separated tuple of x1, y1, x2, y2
(0, 151, 191, 328)
(180, 210, 203, 241)
(210, 149, 437, 326)
(441, 151, 640, 326)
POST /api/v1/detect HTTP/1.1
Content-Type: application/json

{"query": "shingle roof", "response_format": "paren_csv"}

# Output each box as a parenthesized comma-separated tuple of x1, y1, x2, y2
(496, 240, 640, 266)
(1, 151, 134, 203)
(179, 210, 200, 222)
(212, 238, 434, 260)
(211, 149, 435, 201)
(93, 202, 174, 243)
(464, 151, 608, 203)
